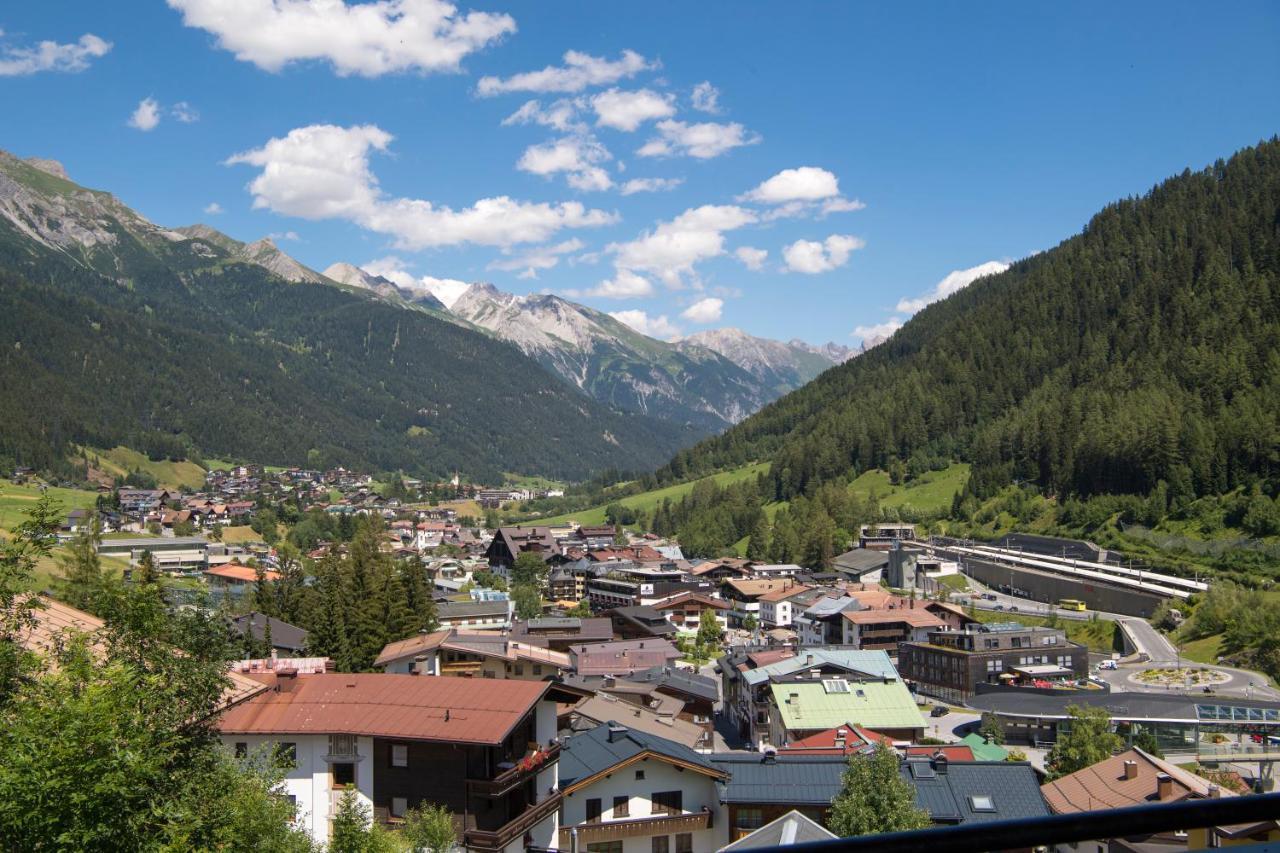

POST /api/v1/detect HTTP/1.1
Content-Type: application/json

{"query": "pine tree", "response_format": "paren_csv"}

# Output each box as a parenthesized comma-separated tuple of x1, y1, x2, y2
(56, 515, 105, 614)
(746, 514, 770, 562)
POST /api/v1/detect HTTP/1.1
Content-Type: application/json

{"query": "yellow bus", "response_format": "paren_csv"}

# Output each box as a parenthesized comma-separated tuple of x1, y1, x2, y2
(1057, 598, 1086, 612)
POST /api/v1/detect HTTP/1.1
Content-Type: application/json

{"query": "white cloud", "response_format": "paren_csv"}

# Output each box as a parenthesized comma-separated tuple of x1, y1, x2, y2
(681, 297, 723, 324)
(268, 230, 301, 241)
(203, 202, 224, 215)
(741, 166, 839, 203)
(740, 166, 866, 219)
(782, 234, 865, 274)
(609, 309, 681, 340)
(501, 98, 585, 132)
(590, 88, 675, 132)
(171, 101, 200, 123)
(619, 177, 683, 195)
(894, 260, 1011, 314)
(608, 204, 757, 287)
(516, 135, 613, 191)
(362, 256, 471, 306)
(580, 269, 655, 299)
(166, 0, 514, 76)
(227, 123, 617, 249)
(128, 98, 162, 131)
(734, 246, 767, 271)
(478, 49, 656, 96)
(0, 31, 111, 76)
(638, 119, 760, 159)
(852, 318, 902, 347)
(691, 81, 720, 113)
(486, 238, 583, 279)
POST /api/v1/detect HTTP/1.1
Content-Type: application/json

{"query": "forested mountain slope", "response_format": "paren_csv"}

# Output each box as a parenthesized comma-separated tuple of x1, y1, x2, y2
(660, 140, 1280, 507)
(0, 151, 692, 481)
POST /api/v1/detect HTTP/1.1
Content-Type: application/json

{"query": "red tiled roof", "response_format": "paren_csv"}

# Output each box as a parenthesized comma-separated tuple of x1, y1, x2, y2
(205, 563, 282, 583)
(217, 673, 548, 745)
(745, 649, 795, 668)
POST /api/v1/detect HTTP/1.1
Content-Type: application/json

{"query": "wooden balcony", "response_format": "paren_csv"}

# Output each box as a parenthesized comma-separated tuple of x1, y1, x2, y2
(466, 743, 561, 798)
(463, 791, 562, 852)
(557, 807, 714, 846)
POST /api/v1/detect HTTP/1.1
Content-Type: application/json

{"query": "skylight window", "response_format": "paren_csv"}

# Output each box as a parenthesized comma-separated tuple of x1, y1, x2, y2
(822, 679, 850, 694)
(969, 795, 996, 812)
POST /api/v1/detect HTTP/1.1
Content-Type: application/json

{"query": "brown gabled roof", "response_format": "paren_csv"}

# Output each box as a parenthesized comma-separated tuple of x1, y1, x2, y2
(723, 578, 792, 598)
(841, 608, 947, 627)
(373, 629, 451, 667)
(1042, 747, 1234, 814)
(649, 591, 730, 611)
(217, 673, 549, 745)
(758, 584, 815, 603)
(18, 594, 266, 711)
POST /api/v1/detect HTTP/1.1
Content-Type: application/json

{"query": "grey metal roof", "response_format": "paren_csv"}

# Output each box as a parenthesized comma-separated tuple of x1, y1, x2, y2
(967, 691, 1209, 723)
(628, 665, 719, 702)
(712, 754, 847, 805)
(741, 649, 899, 687)
(436, 600, 511, 619)
(559, 721, 720, 788)
(900, 759, 1050, 824)
(832, 548, 890, 574)
(230, 612, 308, 651)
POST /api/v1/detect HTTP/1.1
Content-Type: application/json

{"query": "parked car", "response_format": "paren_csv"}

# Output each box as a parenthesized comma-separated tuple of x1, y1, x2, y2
(930, 705, 950, 717)
(1009, 605, 1019, 612)
(983, 593, 998, 601)
(993, 604, 1005, 611)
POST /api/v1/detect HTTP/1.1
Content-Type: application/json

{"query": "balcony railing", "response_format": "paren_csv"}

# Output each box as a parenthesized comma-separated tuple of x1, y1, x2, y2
(462, 791, 562, 852)
(757, 792, 1280, 852)
(558, 808, 713, 846)
(466, 743, 561, 798)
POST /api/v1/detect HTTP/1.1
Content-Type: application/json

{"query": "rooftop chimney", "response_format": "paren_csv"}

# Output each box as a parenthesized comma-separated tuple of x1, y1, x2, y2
(1121, 760, 1138, 780)
(607, 724, 628, 743)
(1157, 773, 1173, 800)
(412, 654, 428, 676)
(276, 668, 298, 693)
(1208, 784, 1221, 799)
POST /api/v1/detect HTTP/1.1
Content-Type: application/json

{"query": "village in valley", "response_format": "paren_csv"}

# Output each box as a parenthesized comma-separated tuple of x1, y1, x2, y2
(9, 454, 1278, 853)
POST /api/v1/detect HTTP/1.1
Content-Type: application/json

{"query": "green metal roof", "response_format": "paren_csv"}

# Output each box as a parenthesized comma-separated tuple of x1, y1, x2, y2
(771, 679, 925, 733)
(960, 732, 1010, 762)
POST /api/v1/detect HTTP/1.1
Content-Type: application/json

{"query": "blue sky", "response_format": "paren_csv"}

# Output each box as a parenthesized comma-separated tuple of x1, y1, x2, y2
(1, 2, 1277, 346)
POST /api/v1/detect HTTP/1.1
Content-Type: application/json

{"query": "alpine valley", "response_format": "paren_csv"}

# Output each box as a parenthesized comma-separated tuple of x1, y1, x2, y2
(0, 149, 850, 480)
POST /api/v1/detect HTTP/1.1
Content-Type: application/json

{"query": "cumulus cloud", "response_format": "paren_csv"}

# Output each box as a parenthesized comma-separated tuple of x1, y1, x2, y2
(478, 49, 656, 96)
(681, 297, 723, 324)
(852, 318, 902, 348)
(171, 101, 200, 123)
(362, 256, 471, 306)
(226, 123, 617, 249)
(894, 260, 1011, 313)
(590, 88, 675, 132)
(782, 234, 866, 274)
(691, 81, 720, 113)
(575, 269, 655, 300)
(486, 238, 584, 279)
(166, 0, 514, 76)
(516, 135, 613, 191)
(0, 31, 111, 76)
(637, 119, 760, 159)
(609, 309, 680, 340)
(128, 97, 162, 131)
(203, 202, 224, 215)
(740, 166, 865, 219)
(608, 204, 758, 287)
(733, 246, 767, 271)
(619, 177, 683, 196)
(268, 230, 301, 241)
(501, 98, 586, 132)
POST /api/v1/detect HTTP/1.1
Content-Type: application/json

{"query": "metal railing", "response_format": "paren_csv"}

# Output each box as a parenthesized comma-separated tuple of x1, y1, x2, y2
(462, 791, 562, 852)
(466, 743, 561, 797)
(762, 792, 1280, 852)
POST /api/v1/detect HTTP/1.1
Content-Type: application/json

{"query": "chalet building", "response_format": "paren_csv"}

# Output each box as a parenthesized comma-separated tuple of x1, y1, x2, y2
(373, 629, 570, 680)
(435, 599, 514, 631)
(767, 676, 925, 744)
(1041, 747, 1280, 851)
(569, 639, 682, 677)
(575, 524, 618, 549)
(897, 622, 1088, 702)
(558, 723, 727, 852)
(649, 591, 730, 632)
(217, 672, 575, 852)
(757, 584, 823, 629)
(720, 579, 802, 628)
(486, 526, 558, 570)
(839, 607, 947, 652)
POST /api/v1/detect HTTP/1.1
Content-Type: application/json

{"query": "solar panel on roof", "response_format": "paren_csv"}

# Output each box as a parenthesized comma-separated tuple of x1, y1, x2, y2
(822, 679, 850, 694)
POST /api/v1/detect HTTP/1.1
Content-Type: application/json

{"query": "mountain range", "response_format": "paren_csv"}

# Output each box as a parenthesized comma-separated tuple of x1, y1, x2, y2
(0, 148, 851, 479)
